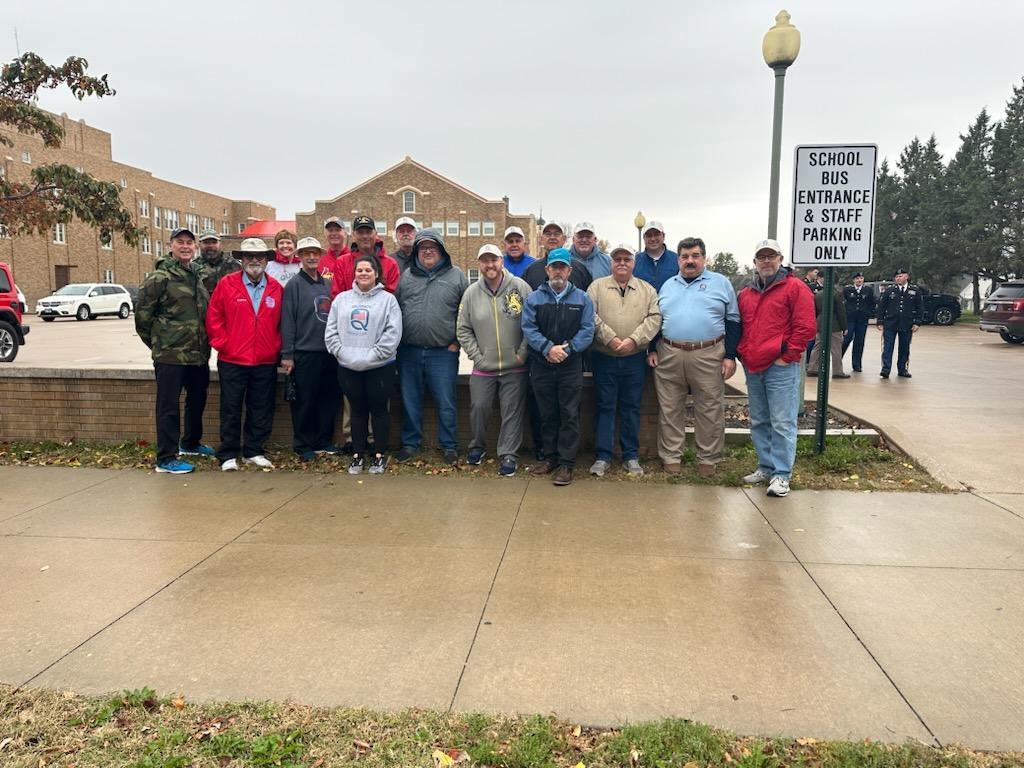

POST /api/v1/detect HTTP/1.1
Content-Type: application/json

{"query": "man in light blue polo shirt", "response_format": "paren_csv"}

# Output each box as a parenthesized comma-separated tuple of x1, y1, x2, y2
(647, 236, 740, 477)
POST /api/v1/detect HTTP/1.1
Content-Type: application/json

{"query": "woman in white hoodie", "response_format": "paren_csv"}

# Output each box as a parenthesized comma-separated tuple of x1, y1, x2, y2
(325, 255, 403, 474)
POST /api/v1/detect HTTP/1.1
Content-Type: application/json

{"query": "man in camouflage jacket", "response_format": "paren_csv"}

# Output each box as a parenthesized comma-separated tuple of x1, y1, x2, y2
(194, 229, 241, 293)
(136, 227, 213, 473)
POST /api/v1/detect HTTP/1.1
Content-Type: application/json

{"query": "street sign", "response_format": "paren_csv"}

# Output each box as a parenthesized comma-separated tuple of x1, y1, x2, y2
(790, 144, 877, 267)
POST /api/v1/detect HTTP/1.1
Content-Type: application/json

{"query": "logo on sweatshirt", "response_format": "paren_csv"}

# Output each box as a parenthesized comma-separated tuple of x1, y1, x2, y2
(350, 307, 369, 331)
(503, 289, 525, 318)
(314, 296, 331, 323)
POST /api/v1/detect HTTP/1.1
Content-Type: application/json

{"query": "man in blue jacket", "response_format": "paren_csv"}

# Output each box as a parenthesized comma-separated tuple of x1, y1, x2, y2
(521, 248, 595, 486)
(633, 220, 677, 291)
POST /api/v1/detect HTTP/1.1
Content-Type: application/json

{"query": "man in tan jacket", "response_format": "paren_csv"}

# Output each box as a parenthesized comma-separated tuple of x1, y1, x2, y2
(586, 245, 662, 476)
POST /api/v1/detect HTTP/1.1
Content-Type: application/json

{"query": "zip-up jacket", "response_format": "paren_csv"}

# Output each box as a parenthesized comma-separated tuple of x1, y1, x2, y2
(456, 271, 531, 374)
(586, 275, 661, 357)
(194, 253, 241, 295)
(396, 241, 469, 347)
(206, 271, 283, 366)
(737, 268, 816, 374)
(325, 282, 403, 371)
(330, 243, 401, 297)
(633, 248, 678, 292)
(281, 270, 333, 357)
(135, 256, 210, 365)
(521, 281, 595, 367)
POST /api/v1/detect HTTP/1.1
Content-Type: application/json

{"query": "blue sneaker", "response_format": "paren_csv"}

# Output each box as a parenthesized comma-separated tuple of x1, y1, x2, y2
(156, 459, 194, 474)
(179, 444, 215, 457)
(498, 456, 517, 477)
(467, 448, 485, 466)
(298, 450, 317, 461)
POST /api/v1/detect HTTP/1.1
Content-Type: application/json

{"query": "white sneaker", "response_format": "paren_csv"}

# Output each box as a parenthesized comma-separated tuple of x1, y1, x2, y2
(624, 459, 644, 476)
(589, 459, 610, 477)
(742, 468, 770, 485)
(221, 458, 238, 472)
(243, 455, 275, 469)
(767, 476, 790, 497)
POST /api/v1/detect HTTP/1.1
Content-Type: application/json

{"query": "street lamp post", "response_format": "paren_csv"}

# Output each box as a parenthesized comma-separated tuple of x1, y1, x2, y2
(634, 211, 645, 252)
(763, 10, 800, 239)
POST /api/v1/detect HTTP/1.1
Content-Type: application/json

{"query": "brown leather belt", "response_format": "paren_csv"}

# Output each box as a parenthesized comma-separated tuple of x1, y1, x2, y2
(662, 334, 724, 351)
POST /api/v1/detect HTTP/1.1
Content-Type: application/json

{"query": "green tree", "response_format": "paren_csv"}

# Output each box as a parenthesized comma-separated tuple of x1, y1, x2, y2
(0, 53, 143, 245)
(992, 77, 1024, 280)
(709, 251, 739, 278)
(871, 159, 902, 282)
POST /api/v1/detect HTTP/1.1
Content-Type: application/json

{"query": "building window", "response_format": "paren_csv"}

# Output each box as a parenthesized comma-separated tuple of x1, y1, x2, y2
(468, 221, 481, 236)
(165, 209, 179, 230)
(431, 220, 443, 233)
(21, 150, 31, 164)
(467, 268, 480, 284)
(237, 223, 245, 234)
(222, 207, 228, 216)
(221, 220, 229, 234)
(139, 199, 149, 218)
(202, 216, 213, 231)
(53, 223, 66, 244)
(142, 235, 151, 254)
(189, 199, 196, 209)
(446, 221, 459, 237)
(186, 213, 198, 232)
(482, 221, 495, 236)
(0, 224, 9, 239)
(120, 177, 128, 188)
(403, 190, 415, 213)
(153, 207, 161, 228)
(100, 233, 113, 250)
(103, 269, 114, 283)
(375, 220, 387, 236)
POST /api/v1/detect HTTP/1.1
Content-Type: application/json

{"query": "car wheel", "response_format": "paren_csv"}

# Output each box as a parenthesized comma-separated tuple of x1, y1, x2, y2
(118, 303, 131, 319)
(999, 330, 1024, 344)
(0, 320, 18, 362)
(42, 316, 55, 322)
(933, 306, 955, 326)
(76, 304, 92, 321)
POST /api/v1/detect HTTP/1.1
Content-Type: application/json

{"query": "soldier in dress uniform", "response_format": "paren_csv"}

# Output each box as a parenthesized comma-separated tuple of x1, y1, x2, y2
(876, 267, 924, 379)
(841, 271, 876, 372)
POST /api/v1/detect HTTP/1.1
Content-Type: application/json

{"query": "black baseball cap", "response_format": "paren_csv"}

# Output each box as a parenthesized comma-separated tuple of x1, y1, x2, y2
(353, 215, 375, 231)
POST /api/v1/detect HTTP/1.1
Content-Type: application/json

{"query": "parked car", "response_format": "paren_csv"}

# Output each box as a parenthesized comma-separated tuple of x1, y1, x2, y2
(980, 279, 1024, 344)
(0, 262, 30, 362)
(35, 283, 134, 321)
(864, 281, 961, 325)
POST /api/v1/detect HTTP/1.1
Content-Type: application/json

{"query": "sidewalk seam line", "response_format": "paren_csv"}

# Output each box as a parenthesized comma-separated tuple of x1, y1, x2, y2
(13, 478, 322, 692)
(0, 467, 132, 525)
(740, 488, 942, 747)
(447, 479, 529, 713)
(970, 491, 1024, 521)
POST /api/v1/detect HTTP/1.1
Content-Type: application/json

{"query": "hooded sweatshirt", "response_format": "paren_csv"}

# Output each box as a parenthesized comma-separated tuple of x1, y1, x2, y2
(395, 231, 469, 347)
(456, 270, 531, 374)
(280, 269, 333, 357)
(324, 281, 403, 371)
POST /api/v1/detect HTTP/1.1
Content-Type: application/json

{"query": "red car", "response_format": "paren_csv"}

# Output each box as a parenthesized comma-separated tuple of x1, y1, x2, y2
(0, 261, 30, 362)
(980, 280, 1024, 345)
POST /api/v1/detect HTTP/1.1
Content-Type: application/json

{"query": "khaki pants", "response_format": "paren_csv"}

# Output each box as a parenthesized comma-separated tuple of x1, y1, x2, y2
(653, 339, 725, 466)
(807, 330, 845, 375)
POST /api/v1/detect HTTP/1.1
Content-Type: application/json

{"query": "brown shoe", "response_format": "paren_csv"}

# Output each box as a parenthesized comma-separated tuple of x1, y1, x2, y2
(663, 462, 682, 475)
(552, 466, 573, 486)
(697, 463, 717, 478)
(531, 460, 558, 477)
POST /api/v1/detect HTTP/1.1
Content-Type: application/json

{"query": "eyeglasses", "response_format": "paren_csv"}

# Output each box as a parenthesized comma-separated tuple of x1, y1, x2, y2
(754, 253, 780, 262)
(612, 257, 633, 263)
(240, 254, 266, 261)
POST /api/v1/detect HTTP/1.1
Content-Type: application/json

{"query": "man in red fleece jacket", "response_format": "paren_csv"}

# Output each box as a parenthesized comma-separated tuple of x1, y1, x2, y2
(331, 215, 400, 296)
(207, 237, 283, 471)
(319, 216, 350, 283)
(736, 238, 816, 498)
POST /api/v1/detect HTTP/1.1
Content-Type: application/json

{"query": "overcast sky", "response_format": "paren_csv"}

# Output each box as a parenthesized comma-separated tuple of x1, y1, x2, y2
(7, 0, 1023, 261)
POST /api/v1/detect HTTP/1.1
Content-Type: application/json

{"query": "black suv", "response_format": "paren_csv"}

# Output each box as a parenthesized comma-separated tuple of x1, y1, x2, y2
(864, 281, 961, 325)
(980, 280, 1024, 344)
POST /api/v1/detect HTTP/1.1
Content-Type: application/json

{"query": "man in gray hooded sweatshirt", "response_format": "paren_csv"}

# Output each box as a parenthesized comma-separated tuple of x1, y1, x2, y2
(394, 230, 469, 464)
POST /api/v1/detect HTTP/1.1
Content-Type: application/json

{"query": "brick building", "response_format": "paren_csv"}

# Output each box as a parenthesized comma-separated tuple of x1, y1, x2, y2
(295, 156, 538, 279)
(0, 112, 275, 303)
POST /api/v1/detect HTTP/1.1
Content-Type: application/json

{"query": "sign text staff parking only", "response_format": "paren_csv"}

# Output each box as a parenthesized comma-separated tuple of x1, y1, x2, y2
(790, 144, 877, 266)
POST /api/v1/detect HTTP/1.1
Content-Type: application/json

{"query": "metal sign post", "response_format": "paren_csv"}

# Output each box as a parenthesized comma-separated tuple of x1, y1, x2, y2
(790, 144, 877, 454)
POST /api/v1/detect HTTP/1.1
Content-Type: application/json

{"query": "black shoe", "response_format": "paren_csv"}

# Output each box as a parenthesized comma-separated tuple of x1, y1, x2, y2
(807, 370, 818, 377)
(534, 447, 545, 462)
(395, 447, 418, 463)
(898, 370, 912, 378)
(853, 367, 862, 372)
(880, 370, 890, 379)
(442, 449, 458, 465)
(369, 453, 388, 474)
(340, 441, 355, 456)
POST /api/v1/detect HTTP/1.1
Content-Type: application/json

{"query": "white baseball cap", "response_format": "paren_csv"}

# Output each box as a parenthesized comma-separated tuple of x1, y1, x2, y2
(541, 221, 564, 234)
(609, 244, 635, 259)
(296, 237, 323, 253)
(478, 244, 503, 259)
(642, 220, 665, 237)
(573, 222, 596, 235)
(395, 216, 418, 230)
(503, 226, 525, 240)
(754, 238, 783, 256)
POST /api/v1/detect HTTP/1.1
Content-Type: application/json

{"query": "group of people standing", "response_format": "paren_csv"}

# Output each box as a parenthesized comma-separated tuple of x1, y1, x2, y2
(135, 216, 823, 498)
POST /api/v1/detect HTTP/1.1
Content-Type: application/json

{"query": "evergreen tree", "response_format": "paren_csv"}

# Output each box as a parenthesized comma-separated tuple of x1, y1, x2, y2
(871, 159, 903, 282)
(992, 78, 1024, 280)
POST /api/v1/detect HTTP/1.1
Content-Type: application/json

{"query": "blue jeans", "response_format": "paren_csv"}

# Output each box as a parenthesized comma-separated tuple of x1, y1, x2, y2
(744, 361, 800, 480)
(398, 345, 459, 451)
(592, 351, 647, 461)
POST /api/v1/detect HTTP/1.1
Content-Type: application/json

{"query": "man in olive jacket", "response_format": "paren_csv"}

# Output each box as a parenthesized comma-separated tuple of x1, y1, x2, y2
(136, 227, 212, 474)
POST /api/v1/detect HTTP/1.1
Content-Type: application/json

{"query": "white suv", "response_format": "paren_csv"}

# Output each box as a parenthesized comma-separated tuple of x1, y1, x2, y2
(36, 283, 134, 322)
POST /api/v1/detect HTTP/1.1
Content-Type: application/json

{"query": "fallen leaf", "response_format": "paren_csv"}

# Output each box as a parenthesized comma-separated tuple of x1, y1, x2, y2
(573, 763, 586, 768)
(849, 474, 859, 480)
(311, 759, 325, 768)
(630, 748, 643, 766)
(432, 749, 455, 767)
(797, 737, 818, 746)
(171, 697, 185, 711)
(39, 565, 50, 572)
(572, 725, 582, 737)
(353, 739, 371, 753)
(0, 737, 12, 752)
(683, 762, 700, 768)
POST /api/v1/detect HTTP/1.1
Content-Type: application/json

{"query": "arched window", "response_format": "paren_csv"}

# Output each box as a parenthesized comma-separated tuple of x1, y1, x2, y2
(403, 190, 416, 213)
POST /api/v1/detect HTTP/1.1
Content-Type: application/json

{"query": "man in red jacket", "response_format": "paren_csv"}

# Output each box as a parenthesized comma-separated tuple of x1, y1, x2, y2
(320, 216, 350, 283)
(206, 238, 284, 471)
(736, 239, 816, 498)
(331, 215, 401, 296)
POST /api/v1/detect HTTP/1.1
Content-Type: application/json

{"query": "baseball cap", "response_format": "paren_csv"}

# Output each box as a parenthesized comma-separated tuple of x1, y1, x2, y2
(541, 221, 564, 234)
(641, 220, 664, 237)
(395, 216, 417, 230)
(198, 229, 220, 242)
(296, 237, 323, 253)
(169, 227, 196, 240)
(478, 244, 503, 259)
(546, 248, 571, 266)
(503, 226, 525, 240)
(754, 238, 783, 256)
(352, 215, 375, 231)
(609, 244, 635, 259)
(573, 222, 595, 235)
(323, 216, 347, 230)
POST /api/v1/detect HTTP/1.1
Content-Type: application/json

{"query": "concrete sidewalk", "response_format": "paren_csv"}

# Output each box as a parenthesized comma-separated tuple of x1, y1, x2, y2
(2, 466, 1023, 750)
